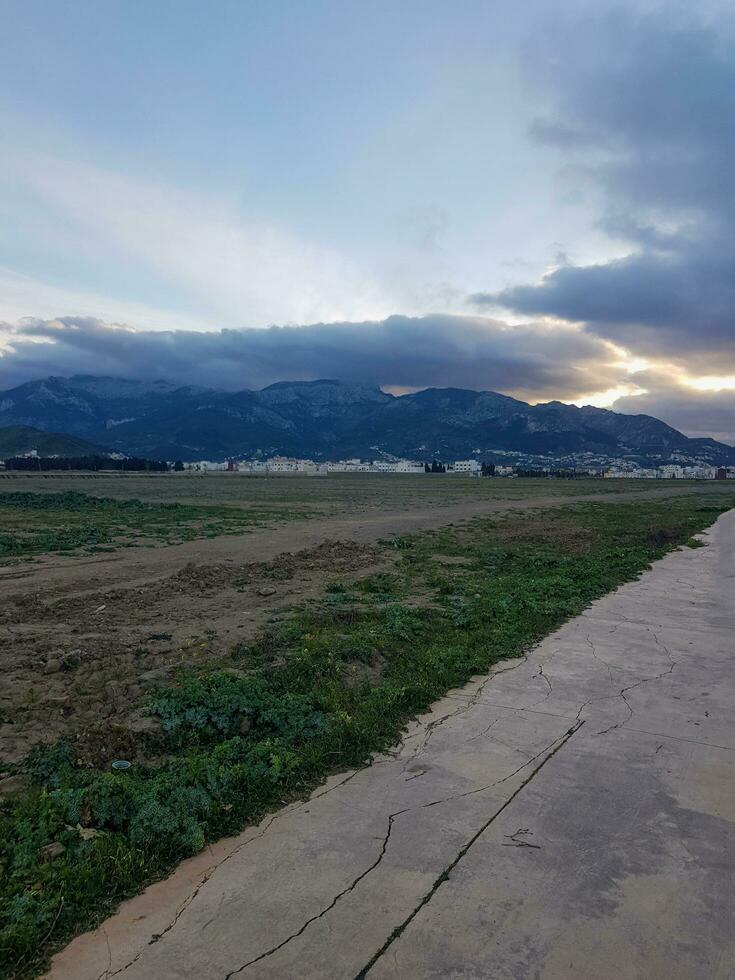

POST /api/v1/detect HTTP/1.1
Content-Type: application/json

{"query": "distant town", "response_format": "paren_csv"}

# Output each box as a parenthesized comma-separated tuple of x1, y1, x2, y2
(185, 456, 735, 480)
(3, 449, 735, 479)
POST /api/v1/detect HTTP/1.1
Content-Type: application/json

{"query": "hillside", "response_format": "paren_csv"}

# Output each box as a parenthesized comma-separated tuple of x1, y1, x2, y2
(0, 425, 106, 458)
(0, 375, 732, 466)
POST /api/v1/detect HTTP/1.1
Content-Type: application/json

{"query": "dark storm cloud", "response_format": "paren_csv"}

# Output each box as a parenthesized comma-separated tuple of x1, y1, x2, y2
(472, 9, 735, 371)
(479, 249, 735, 371)
(613, 371, 735, 445)
(0, 313, 621, 400)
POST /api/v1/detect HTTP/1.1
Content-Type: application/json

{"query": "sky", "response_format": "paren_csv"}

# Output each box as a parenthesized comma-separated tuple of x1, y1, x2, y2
(1, 0, 735, 440)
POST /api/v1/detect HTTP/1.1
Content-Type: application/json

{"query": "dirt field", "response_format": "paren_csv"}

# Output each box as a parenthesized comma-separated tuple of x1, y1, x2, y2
(1, 473, 730, 766)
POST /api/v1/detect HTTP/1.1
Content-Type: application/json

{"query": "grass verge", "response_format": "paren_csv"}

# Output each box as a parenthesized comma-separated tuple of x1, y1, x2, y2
(0, 491, 312, 560)
(1, 494, 731, 977)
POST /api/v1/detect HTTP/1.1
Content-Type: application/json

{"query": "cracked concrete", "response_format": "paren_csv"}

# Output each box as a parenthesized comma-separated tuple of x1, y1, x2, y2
(46, 511, 735, 980)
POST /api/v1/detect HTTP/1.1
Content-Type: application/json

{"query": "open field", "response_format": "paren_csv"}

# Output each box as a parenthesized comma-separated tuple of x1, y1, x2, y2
(0, 473, 635, 564)
(0, 472, 724, 583)
(1, 475, 730, 766)
(1, 474, 734, 977)
(0, 468, 701, 511)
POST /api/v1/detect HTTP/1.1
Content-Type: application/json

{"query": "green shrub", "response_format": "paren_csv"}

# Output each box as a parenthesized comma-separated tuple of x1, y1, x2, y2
(150, 674, 329, 746)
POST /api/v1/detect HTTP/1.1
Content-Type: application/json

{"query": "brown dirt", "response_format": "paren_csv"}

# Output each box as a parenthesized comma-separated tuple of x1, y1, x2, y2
(429, 554, 473, 565)
(0, 540, 390, 764)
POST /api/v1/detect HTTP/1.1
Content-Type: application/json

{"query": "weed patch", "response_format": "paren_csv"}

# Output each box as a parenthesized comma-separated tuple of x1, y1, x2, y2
(0, 490, 311, 560)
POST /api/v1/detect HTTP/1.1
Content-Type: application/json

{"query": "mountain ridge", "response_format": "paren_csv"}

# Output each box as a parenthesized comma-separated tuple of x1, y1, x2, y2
(0, 375, 732, 466)
(0, 425, 107, 458)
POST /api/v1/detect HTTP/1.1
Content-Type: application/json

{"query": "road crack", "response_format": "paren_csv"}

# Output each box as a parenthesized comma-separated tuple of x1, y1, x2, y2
(586, 634, 614, 682)
(219, 719, 582, 976)
(353, 720, 584, 978)
(401, 665, 517, 768)
(595, 629, 677, 736)
(223, 809, 409, 978)
(103, 768, 372, 977)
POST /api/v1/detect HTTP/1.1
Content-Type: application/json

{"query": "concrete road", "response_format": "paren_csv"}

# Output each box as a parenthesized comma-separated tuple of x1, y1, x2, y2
(48, 511, 735, 980)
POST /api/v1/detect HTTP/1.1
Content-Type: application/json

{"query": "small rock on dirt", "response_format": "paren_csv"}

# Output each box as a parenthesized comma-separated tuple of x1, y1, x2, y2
(39, 841, 65, 862)
(76, 824, 101, 841)
(0, 773, 31, 797)
(139, 666, 174, 689)
(43, 659, 62, 675)
(44, 694, 70, 706)
(126, 715, 163, 735)
(258, 586, 277, 597)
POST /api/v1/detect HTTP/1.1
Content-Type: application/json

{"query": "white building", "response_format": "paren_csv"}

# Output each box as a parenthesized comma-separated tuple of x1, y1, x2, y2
(184, 460, 228, 471)
(326, 459, 371, 472)
(267, 457, 298, 473)
(453, 459, 481, 474)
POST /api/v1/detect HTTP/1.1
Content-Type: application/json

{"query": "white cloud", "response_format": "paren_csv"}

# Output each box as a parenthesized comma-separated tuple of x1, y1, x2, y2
(2, 154, 400, 329)
(0, 268, 212, 334)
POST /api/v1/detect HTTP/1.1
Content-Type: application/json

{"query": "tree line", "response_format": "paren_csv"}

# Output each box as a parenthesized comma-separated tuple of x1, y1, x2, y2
(4, 455, 169, 472)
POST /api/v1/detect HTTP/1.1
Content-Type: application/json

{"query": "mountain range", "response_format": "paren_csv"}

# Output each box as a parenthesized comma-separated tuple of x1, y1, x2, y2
(0, 375, 733, 466)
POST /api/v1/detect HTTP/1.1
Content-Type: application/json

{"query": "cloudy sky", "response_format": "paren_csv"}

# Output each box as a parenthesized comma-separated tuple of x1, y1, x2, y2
(2, 1, 735, 440)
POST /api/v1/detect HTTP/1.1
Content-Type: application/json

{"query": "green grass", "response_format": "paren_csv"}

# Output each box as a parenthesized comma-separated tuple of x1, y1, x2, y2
(0, 494, 732, 977)
(0, 490, 312, 560)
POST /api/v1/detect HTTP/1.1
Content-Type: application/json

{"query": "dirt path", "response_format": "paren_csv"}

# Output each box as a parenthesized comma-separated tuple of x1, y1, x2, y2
(44, 508, 735, 980)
